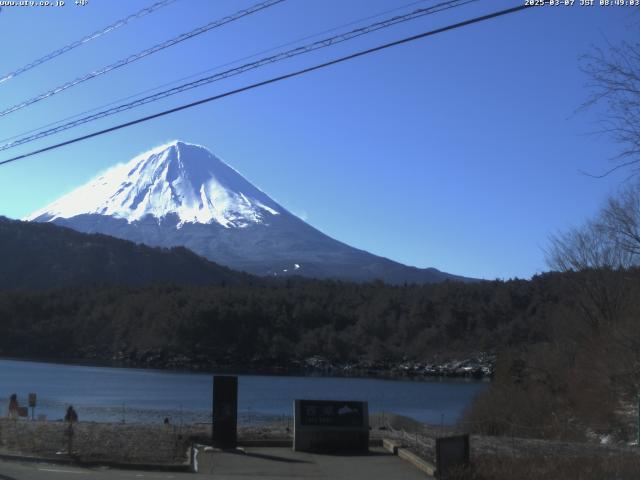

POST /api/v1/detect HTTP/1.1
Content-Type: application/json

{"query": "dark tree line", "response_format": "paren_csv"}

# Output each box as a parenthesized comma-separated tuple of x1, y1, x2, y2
(0, 216, 251, 290)
(0, 271, 606, 370)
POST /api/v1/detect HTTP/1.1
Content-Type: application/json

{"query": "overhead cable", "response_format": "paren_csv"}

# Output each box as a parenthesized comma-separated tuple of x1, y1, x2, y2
(0, 0, 285, 117)
(0, 0, 434, 146)
(0, 0, 477, 152)
(0, 3, 533, 167)
(0, 0, 181, 85)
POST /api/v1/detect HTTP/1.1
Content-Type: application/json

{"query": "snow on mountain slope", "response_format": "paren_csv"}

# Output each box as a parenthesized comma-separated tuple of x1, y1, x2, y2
(26, 140, 472, 284)
(27, 140, 281, 228)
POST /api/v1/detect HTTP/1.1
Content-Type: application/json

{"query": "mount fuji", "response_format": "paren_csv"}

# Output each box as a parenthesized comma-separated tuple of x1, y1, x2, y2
(27, 141, 468, 283)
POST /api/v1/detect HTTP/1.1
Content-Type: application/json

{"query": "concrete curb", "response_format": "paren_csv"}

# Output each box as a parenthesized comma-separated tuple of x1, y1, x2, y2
(381, 438, 437, 477)
(397, 448, 437, 477)
(0, 451, 191, 472)
(0, 452, 76, 467)
(382, 438, 402, 455)
(235, 438, 383, 448)
(238, 439, 293, 448)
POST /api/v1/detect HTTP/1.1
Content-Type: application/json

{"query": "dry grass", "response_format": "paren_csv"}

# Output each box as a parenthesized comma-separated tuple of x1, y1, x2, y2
(448, 454, 640, 480)
(0, 419, 291, 465)
(371, 413, 640, 480)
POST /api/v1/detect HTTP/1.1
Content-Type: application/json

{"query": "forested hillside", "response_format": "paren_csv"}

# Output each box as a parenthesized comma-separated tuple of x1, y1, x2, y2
(3, 212, 640, 444)
(0, 216, 252, 289)
(0, 271, 592, 371)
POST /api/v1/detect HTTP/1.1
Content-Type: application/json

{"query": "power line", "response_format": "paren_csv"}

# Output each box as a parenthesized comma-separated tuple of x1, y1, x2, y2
(0, 0, 478, 153)
(0, 0, 180, 86)
(0, 3, 533, 168)
(0, 0, 434, 146)
(0, 0, 285, 118)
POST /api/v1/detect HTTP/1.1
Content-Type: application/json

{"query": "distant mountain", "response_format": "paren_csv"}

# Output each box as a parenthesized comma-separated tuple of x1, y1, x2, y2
(28, 140, 471, 284)
(0, 216, 252, 290)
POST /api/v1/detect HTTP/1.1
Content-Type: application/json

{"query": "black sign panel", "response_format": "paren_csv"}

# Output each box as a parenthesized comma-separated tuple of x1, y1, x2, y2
(436, 434, 470, 477)
(212, 376, 238, 449)
(299, 400, 365, 427)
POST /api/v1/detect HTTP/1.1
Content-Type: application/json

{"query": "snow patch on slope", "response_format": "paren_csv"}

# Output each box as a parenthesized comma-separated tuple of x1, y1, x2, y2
(26, 140, 282, 228)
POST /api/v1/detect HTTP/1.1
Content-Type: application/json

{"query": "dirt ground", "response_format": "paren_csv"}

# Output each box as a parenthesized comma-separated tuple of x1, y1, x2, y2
(3, 412, 639, 477)
(371, 412, 640, 479)
(0, 419, 291, 465)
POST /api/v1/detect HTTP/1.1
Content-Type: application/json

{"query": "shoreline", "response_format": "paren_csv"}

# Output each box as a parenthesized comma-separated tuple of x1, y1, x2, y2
(0, 353, 494, 382)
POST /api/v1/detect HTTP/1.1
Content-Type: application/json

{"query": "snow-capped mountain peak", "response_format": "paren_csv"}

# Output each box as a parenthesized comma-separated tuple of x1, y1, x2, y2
(25, 140, 470, 284)
(26, 140, 281, 228)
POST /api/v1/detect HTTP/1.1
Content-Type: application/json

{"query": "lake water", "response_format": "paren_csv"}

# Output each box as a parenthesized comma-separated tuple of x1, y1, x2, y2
(0, 358, 487, 425)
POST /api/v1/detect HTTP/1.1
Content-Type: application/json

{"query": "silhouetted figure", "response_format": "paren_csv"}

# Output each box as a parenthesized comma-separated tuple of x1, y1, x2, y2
(7, 393, 18, 419)
(164, 417, 170, 425)
(65, 405, 78, 423)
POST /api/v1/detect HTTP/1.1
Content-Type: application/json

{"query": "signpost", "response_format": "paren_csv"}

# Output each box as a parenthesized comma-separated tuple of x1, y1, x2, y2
(28, 393, 36, 421)
(212, 376, 238, 449)
(294, 399, 369, 453)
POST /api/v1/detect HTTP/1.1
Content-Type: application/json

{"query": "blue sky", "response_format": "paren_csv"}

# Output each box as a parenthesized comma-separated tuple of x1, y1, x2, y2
(0, 0, 635, 279)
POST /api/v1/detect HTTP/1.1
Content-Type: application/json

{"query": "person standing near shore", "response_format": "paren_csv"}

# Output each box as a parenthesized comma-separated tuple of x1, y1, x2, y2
(7, 394, 19, 419)
(65, 405, 78, 423)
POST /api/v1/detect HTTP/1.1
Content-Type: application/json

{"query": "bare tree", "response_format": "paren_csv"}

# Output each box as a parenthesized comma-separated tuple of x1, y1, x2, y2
(546, 184, 638, 331)
(546, 220, 633, 272)
(548, 181, 640, 271)
(581, 31, 640, 177)
(546, 184, 640, 403)
(600, 180, 640, 257)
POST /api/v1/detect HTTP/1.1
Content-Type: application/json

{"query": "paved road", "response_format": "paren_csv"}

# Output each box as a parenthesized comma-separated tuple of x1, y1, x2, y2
(0, 447, 428, 479)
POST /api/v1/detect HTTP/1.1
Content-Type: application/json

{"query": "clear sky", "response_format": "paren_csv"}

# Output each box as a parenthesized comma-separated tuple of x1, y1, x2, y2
(0, 0, 635, 280)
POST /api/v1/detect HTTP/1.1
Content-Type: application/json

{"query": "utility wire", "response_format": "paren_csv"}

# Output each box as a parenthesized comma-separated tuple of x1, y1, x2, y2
(0, 0, 180, 85)
(0, 0, 285, 118)
(0, 0, 433, 146)
(0, 3, 533, 168)
(0, 0, 478, 152)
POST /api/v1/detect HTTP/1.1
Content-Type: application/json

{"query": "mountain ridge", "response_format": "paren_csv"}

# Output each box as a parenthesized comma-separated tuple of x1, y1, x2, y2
(28, 140, 473, 284)
(0, 216, 252, 290)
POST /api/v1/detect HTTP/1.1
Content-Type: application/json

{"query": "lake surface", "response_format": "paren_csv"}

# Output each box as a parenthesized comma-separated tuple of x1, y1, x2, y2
(0, 358, 487, 425)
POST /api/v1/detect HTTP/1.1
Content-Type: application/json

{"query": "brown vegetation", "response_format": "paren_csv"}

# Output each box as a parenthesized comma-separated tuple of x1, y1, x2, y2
(450, 455, 640, 480)
(465, 181, 640, 444)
